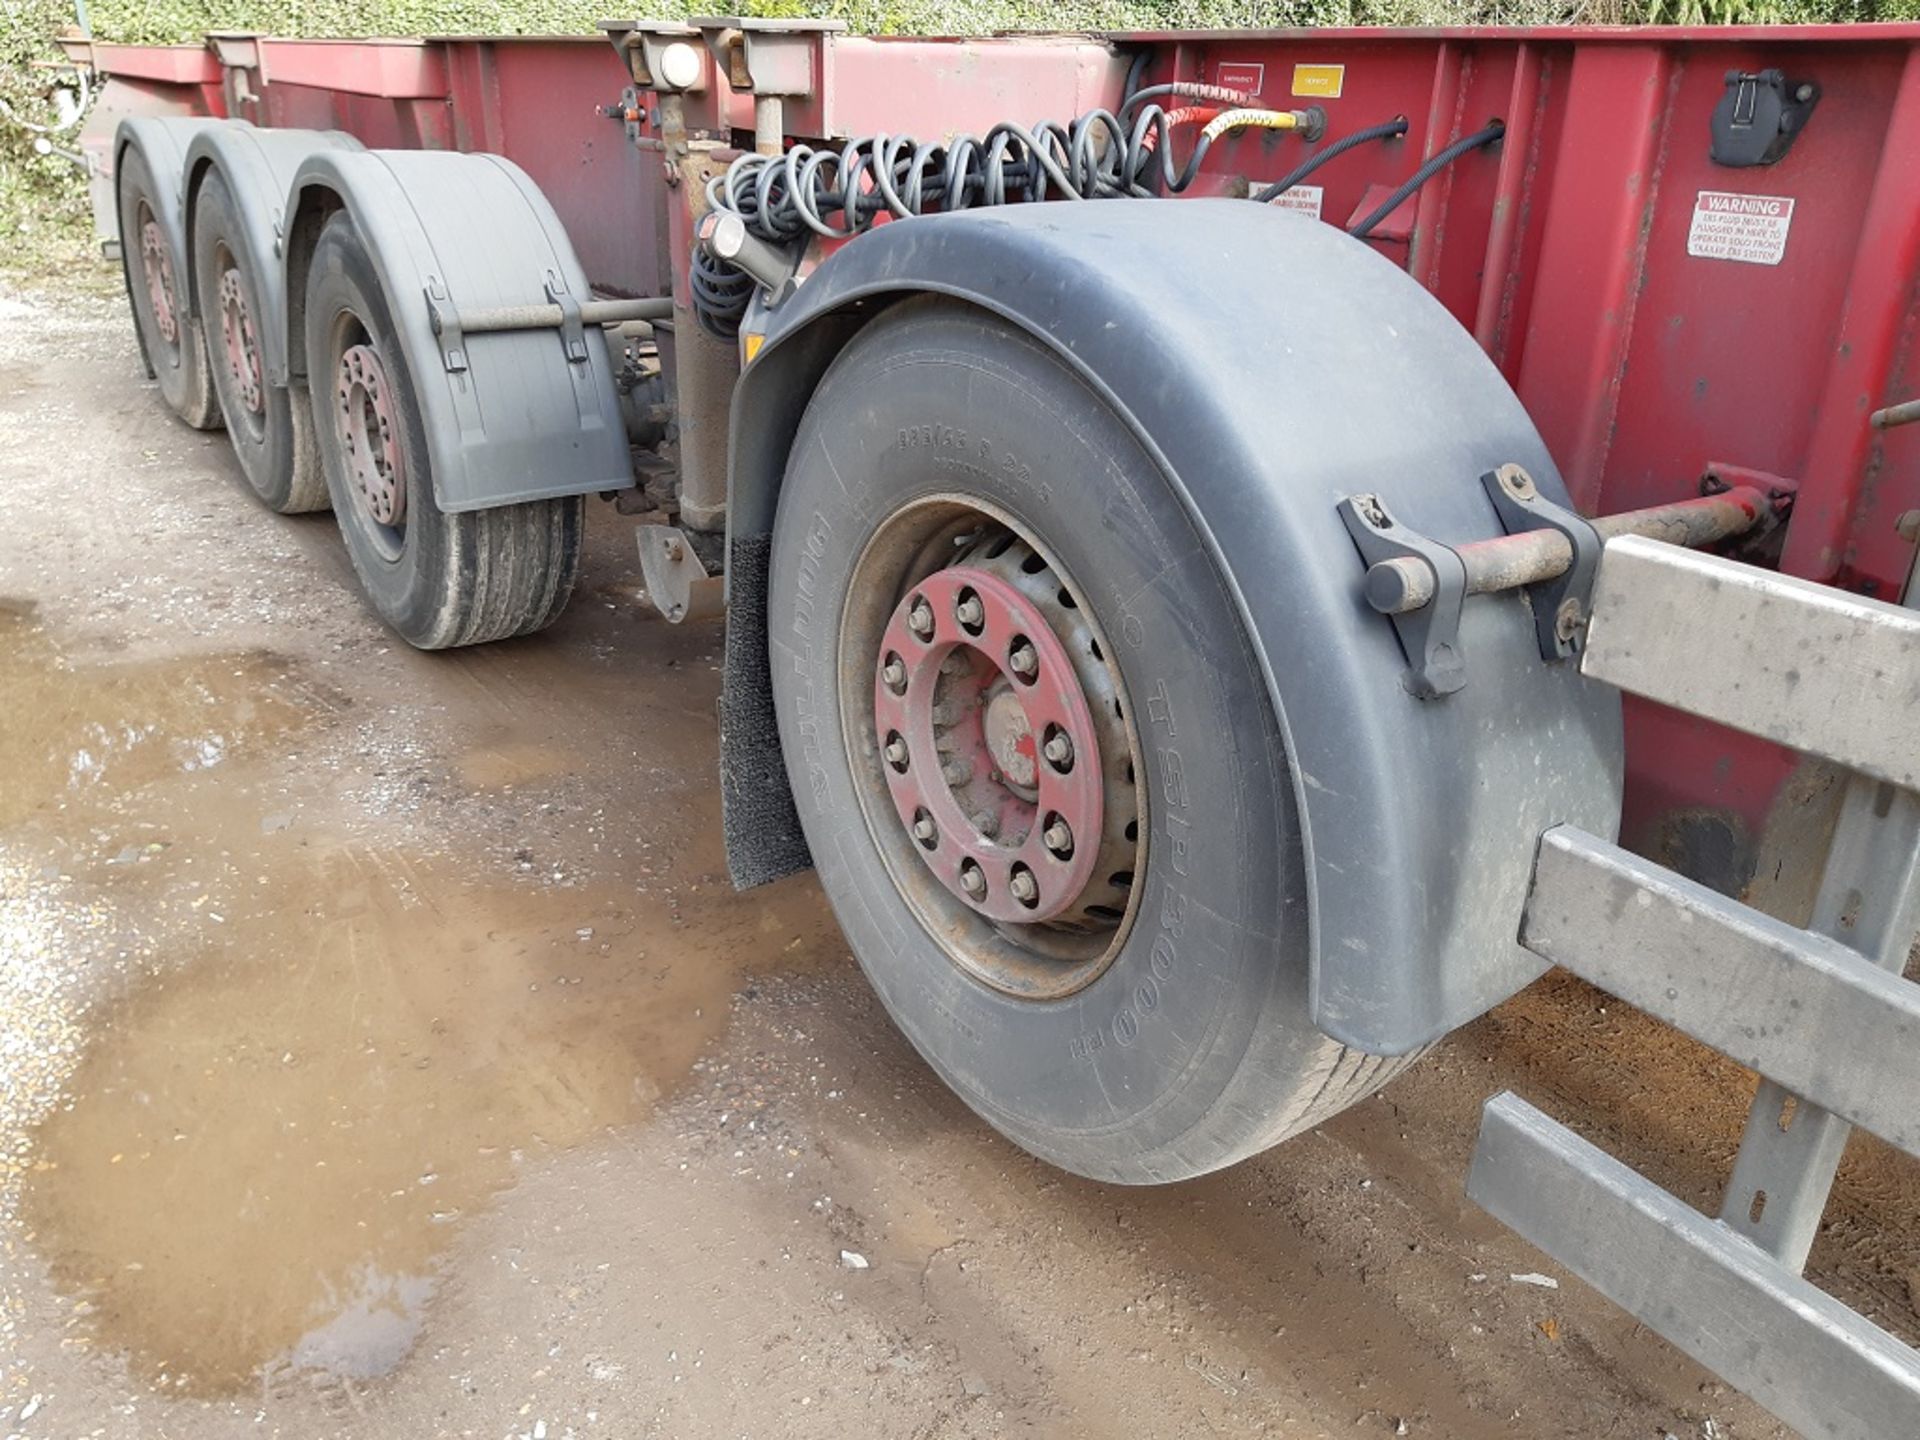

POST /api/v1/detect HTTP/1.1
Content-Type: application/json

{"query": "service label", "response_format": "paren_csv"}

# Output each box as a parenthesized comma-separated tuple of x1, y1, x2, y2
(1687, 190, 1794, 267)
(1291, 64, 1346, 98)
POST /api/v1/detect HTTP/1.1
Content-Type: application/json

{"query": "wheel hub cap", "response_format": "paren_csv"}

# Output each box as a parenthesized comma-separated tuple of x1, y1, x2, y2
(335, 344, 406, 527)
(138, 217, 177, 345)
(218, 268, 264, 415)
(873, 561, 1109, 924)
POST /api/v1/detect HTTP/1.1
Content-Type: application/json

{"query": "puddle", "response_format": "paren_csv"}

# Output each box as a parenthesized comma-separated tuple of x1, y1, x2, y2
(21, 836, 838, 1394)
(4, 597, 844, 1394)
(0, 599, 309, 830)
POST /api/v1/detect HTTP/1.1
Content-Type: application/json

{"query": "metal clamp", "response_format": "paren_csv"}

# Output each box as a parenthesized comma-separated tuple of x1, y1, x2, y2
(1338, 493, 1468, 699)
(423, 275, 467, 373)
(1480, 463, 1602, 661)
(544, 270, 589, 365)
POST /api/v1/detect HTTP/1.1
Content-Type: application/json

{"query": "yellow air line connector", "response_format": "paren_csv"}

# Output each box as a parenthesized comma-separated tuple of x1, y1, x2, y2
(1199, 107, 1326, 144)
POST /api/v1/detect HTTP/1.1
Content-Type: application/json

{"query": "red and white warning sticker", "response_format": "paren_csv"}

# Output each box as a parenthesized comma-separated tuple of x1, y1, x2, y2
(1688, 191, 1795, 266)
(1268, 184, 1323, 221)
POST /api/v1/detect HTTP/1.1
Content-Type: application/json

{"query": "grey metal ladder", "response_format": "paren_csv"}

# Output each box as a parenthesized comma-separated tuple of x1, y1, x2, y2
(1466, 534, 1920, 1439)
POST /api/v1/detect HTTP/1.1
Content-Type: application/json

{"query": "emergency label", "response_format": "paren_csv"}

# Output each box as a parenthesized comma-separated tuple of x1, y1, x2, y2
(1216, 61, 1265, 95)
(1268, 184, 1323, 220)
(1687, 190, 1794, 266)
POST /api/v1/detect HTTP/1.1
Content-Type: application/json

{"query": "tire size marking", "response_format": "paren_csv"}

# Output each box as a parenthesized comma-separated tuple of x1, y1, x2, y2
(897, 424, 1044, 500)
(791, 511, 834, 805)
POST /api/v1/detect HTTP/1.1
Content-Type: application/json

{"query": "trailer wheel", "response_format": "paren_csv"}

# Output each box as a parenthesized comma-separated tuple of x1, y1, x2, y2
(191, 170, 327, 514)
(303, 212, 581, 649)
(769, 298, 1416, 1183)
(117, 148, 219, 430)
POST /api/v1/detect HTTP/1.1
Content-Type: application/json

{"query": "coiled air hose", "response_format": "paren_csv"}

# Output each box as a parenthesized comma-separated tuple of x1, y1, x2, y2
(691, 85, 1320, 336)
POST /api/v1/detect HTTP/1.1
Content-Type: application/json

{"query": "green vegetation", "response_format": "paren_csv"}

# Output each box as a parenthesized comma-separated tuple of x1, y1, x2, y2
(2, 0, 1912, 282)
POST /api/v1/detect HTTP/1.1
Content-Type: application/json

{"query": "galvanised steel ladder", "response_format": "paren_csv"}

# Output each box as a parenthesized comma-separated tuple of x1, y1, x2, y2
(1467, 535, 1920, 1440)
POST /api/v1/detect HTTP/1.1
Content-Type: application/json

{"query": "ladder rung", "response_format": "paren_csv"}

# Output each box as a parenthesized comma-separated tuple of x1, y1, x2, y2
(1468, 1092, 1920, 1440)
(1523, 824, 1920, 1158)
(1582, 535, 1920, 789)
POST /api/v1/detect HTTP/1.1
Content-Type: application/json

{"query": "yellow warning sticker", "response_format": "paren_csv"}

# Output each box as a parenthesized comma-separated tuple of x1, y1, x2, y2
(1291, 64, 1346, 99)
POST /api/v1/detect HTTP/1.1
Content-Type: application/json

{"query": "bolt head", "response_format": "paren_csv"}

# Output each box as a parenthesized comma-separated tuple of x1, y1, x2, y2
(908, 599, 934, 638)
(970, 810, 999, 838)
(882, 657, 906, 690)
(943, 759, 972, 786)
(1042, 732, 1074, 768)
(955, 595, 984, 629)
(1043, 820, 1073, 855)
(912, 814, 936, 842)
(960, 864, 987, 898)
(1009, 870, 1038, 902)
(884, 737, 908, 767)
(1008, 643, 1038, 677)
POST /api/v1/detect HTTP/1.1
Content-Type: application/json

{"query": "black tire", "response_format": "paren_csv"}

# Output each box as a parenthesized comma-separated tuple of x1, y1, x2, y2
(769, 298, 1417, 1184)
(303, 211, 582, 649)
(191, 169, 328, 514)
(117, 147, 220, 430)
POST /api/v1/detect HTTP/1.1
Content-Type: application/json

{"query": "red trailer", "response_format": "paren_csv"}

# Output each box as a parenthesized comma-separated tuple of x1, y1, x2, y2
(43, 17, 1920, 1433)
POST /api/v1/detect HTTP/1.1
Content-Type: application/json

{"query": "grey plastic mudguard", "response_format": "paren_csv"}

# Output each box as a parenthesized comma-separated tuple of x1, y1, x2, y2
(724, 199, 1625, 1056)
(183, 122, 363, 387)
(114, 116, 225, 377)
(286, 149, 632, 512)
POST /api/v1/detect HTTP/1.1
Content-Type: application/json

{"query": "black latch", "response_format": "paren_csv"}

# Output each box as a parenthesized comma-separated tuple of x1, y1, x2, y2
(1711, 70, 1819, 168)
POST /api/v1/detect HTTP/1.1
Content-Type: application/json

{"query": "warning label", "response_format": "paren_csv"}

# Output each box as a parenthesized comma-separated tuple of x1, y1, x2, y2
(1687, 190, 1795, 266)
(1268, 184, 1323, 221)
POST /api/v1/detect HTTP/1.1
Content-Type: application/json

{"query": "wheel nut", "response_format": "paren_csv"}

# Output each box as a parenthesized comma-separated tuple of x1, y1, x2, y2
(884, 736, 909, 769)
(971, 810, 999, 839)
(943, 758, 972, 786)
(1008, 642, 1038, 679)
(960, 862, 987, 899)
(912, 812, 937, 844)
(955, 593, 984, 630)
(1043, 819, 1073, 856)
(908, 598, 934, 639)
(1043, 731, 1074, 769)
(1009, 868, 1038, 905)
(882, 656, 907, 692)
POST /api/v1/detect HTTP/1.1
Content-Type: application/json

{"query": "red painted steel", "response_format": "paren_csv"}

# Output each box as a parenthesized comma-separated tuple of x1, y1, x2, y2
(77, 22, 1920, 891)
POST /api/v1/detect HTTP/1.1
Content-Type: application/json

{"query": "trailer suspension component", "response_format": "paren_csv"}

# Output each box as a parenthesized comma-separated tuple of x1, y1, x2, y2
(692, 89, 1323, 334)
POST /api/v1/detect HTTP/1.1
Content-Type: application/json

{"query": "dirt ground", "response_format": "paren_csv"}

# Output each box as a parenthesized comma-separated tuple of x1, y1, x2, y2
(0, 281, 1913, 1440)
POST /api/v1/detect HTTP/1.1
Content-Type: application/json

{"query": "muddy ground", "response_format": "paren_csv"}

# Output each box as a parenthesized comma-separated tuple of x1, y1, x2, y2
(0, 282, 1913, 1440)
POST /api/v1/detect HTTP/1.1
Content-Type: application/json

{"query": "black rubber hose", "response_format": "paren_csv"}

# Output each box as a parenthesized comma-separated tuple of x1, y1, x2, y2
(1349, 119, 1504, 239)
(1253, 116, 1409, 203)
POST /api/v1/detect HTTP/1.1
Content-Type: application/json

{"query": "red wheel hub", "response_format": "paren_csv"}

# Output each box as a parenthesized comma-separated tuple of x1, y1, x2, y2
(335, 344, 406, 528)
(218, 268, 264, 415)
(138, 215, 177, 346)
(873, 564, 1105, 923)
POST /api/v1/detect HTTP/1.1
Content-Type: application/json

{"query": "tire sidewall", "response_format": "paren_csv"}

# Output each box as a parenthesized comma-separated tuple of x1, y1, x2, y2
(770, 300, 1323, 1181)
(304, 212, 461, 647)
(117, 149, 201, 419)
(192, 170, 296, 507)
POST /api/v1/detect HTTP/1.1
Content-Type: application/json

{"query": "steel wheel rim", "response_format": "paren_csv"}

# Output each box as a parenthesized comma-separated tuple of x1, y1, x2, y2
(136, 206, 178, 349)
(333, 335, 407, 555)
(216, 254, 265, 425)
(841, 495, 1146, 1000)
